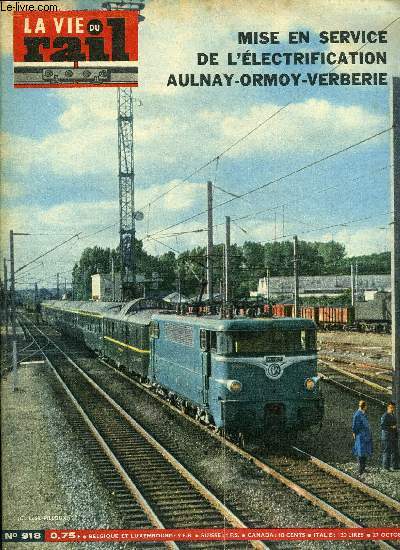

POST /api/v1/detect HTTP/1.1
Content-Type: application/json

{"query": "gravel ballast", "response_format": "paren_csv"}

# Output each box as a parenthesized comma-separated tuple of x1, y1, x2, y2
(1, 360, 125, 550)
(2, 324, 396, 550)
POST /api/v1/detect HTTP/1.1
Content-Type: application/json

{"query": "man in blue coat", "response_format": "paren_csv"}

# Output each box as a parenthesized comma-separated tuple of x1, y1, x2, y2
(381, 401, 399, 471)
(352, 400, 373, 475)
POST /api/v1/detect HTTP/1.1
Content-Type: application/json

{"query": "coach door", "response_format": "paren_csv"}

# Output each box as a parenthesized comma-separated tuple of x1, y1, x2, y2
(200, 329, 213, 406)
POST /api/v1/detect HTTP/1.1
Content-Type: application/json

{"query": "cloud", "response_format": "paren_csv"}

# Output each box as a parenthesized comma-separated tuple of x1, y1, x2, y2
(0, 178, 208, 266)
(1, 0, 397, 284)
(216, 99, 385, 158)
(0, 200, 118, 281)
(137, 180, 205, 212)
(321, 225, 391, 256)
(2, 94, 385, 185)
(0, 179, 24, 199)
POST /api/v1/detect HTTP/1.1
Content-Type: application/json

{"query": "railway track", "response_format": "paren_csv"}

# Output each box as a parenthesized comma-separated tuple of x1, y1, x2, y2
(18, 316, 267, 550)
(17, 316, 400, 550)
(320, 355, 392, 381)
(318, 359, 391, 405)
(120, 374, 400, 549)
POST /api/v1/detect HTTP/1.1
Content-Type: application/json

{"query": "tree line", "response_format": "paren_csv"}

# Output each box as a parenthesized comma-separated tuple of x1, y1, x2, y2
(71, 239, 390, 300)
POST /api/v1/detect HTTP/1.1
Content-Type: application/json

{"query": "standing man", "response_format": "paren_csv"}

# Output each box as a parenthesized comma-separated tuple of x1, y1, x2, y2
(352, 400, 373, 475)
(381, 401, 399, 471)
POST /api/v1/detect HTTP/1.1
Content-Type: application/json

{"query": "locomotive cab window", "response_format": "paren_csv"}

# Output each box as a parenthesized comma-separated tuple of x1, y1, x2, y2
(230, 329, 317, 356)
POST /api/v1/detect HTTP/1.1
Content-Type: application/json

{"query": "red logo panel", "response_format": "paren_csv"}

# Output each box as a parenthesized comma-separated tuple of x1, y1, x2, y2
(13, 10, 139, 87)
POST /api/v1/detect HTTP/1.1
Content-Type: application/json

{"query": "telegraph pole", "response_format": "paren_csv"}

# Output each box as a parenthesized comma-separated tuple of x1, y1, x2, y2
(34, 282, 38, 307)
(266, 267, 270, 304)
(351, 264, 355, 306)
(293, 235, 299, 317)
(355, 261, 359, 301)
(56, 272, 60, 300)
(111, 256, 116, 301)
(9, 230, 17, 391)
(391, 76, 400, 432)
(3, 258, 8, 336)
(207, 181, 214, 304)
(224, 216, 231, 304)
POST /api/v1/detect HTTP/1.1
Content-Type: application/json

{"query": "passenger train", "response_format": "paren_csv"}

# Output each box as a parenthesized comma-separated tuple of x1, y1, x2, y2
(42, 298, 324, 441)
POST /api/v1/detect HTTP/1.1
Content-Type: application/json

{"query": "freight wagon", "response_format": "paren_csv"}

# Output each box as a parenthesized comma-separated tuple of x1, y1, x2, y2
(354, 292, 391, 333)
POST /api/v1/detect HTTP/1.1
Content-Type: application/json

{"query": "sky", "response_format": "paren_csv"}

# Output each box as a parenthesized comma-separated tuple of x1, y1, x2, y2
(0, 0, 399, 290)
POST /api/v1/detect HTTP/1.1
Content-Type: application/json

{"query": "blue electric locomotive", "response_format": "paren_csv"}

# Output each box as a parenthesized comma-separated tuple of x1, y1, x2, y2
(149, 314, 323, 437)
(42, 299, 324, 439)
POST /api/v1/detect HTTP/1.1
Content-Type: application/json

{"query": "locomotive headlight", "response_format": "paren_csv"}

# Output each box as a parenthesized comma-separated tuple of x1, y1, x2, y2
(305, 378, 315, 391)
(227, 380, 242, 393)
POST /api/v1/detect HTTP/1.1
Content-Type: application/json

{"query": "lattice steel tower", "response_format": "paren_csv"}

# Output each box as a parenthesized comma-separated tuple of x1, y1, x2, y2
(118, 87, 136, 301)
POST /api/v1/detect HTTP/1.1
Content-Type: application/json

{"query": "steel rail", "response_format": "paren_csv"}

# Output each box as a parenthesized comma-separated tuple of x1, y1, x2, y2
(292, 447, 400, 513)
(319, 359, 392, 394)
(90, 362, 400, 550)
(319, 354, 392, 374)
(19, 317, 178, 550)
(318, 373, 387, 406)
(20, 315, 399, 550)
(18, 315, 269, 550)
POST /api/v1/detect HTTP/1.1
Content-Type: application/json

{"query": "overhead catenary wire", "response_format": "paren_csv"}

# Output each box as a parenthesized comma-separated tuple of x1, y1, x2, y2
(61, 15, 400, 254)
(149, 236, 207, 268)
(154, 211, 392, 261)
(135, 103, 290, 213)
(147, 164, 390, 240)
(12, 22, 398, 284)
(145, 129, 392, 240)
(148, 210, 392, 271)
(16, 161, 389, 288)
(327, 16, 400, 75)
(257, 210, 393, 245)
(27, 15, 398, 270)
(137, 15, 399, 225)
(14, 233, 81, 276)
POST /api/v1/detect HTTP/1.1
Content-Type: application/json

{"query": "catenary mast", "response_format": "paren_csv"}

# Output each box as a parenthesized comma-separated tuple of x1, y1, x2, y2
(118, 87, 136, 301)
(103, 1, 145, 301)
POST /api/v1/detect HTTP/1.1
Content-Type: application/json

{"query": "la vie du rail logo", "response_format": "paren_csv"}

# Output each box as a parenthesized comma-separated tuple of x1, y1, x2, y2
(13, 10, 139, 88)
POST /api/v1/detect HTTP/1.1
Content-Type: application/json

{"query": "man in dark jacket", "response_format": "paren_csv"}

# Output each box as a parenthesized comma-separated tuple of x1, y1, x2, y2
(381, 402, 399, 471)
(352, 400, 373, 475)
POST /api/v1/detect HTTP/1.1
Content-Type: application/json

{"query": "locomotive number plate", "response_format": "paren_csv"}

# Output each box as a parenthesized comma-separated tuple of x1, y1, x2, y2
(264, 356, 284, 363)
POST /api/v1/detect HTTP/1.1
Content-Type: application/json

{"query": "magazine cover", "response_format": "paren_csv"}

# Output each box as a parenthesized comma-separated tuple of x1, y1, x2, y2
(1, 0, 399, 548)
